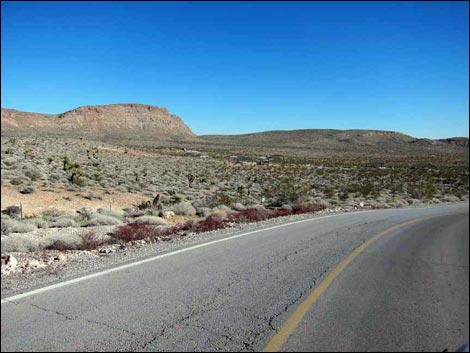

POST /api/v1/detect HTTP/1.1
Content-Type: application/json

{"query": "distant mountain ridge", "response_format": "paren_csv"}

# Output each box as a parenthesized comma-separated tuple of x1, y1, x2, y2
(1, 104, 196, 138)
(2, 105, 468, 149)
(200, 129, 469, 149)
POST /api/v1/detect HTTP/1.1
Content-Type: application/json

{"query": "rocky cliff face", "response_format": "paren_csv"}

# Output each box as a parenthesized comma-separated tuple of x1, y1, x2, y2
(1, 104, 196, 138)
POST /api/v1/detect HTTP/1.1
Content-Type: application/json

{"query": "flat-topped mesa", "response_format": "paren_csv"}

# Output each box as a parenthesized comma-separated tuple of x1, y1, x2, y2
(1, 104, 196, 138)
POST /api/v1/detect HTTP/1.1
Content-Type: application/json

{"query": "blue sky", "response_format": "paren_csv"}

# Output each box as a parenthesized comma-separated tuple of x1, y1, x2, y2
(1, 1, 468, 138)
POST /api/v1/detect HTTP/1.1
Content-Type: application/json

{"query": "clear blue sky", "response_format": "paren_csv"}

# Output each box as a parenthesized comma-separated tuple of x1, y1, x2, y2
(1, 1, 468, 138)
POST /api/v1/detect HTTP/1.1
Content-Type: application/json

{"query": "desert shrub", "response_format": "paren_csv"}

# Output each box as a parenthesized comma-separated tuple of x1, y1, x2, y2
(195, 207, 212, 217)
(212, 205, 232, 212)
(111, 223, 159, 242)
(52, 216, 77, 228)
(249, 203, 266, 210)
(409, 185, 424, 199)
(44, 239, 78, 251)
(370, 203, 387, 209)
(441, 195, 461, 203)
(360, 182, 375, 197)
(123, 208, 145, 218)
(31, 218, 49, 229)
(10, 177, 24, 185)
(76, 207, 94, 221)
(20, 186, 37, 194)
(324, 188, 335, 198)
(2, 206, 21, 218)
(133, 215, 168, 226)
(83, 193, 95, 200)
(339, 190, 349, 201)
(232, 203, 246, 211)
(3, 158, 19, 167)
(79, 231, 108, 250)
(85, 213, 121, 227)
(24, 169, 41, 181)
(406, 198, 420, 205)
(97, 208, 123, 220)
(227, 208, 268, 223)
(166, 221, 195, 236)
(41, 208, 65, 219)
(172, 201, 196, 216)
(424, 183, 437, 200)
(193, 216, 225, 232)
(1, 235, 40, 252)
(7, 220, 37, 234)
(291, 203, 326, 214)
(136, 200, 152, 210)
(268, 208, 292, 218)
(1, 216, 17, 235)
(316, 199, 331, 208)
(217, 192, 232, 206)
(209, 209, 229, 219)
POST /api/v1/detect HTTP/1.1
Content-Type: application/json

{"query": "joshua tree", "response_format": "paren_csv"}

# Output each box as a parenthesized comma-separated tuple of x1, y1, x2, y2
(187, 174, 195, 188)
(63, 156, 70, 171)
(152, 194, 161, 210)
(266, 154, 272, 165)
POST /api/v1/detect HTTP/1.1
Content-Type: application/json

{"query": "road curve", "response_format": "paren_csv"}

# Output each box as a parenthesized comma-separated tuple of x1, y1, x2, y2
(1, 203, 468, 352)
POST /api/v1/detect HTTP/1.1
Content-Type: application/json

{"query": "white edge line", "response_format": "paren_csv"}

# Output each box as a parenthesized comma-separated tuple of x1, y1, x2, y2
(2, 205, 453, 304)
(2, 213, 349, 304)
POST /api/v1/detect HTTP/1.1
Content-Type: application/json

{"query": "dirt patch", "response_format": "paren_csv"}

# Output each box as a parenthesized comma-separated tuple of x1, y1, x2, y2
(1, 186, 148, 217)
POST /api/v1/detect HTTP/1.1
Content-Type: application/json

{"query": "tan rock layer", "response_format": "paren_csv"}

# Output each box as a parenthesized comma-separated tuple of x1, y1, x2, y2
(1, 104, 195, 137)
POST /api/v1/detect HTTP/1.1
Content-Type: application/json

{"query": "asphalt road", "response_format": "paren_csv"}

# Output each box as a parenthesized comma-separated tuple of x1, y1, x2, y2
(1, 203, 468, 352)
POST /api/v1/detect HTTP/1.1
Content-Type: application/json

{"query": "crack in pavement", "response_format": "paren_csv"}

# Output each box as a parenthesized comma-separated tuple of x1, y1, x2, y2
(11, 300, 140, 339)
(265, 267, 330, 334)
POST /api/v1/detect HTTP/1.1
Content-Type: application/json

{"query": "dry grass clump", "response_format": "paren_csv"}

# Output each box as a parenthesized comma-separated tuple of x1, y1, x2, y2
(84, 213, 121, 227)
(97, 208, 123, 220)
(78, 231, 108, 250)
(2, 235, 41, 252)
(0, 217, 37, 234)
(51, 216, 77, 228)
(132, 215, 168, 226)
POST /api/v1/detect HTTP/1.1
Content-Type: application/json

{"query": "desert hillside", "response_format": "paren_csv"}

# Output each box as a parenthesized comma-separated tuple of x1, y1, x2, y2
(1, 104, 196, 138)
(200, 129, 469, 150)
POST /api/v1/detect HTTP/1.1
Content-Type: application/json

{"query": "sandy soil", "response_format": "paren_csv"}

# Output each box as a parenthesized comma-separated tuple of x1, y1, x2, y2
(1, 186, 148, 217)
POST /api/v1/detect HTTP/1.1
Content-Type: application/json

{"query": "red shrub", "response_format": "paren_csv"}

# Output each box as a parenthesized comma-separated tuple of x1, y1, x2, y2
(193, 216, 225, 232)
(111, 223, 159, 242)
(227, 208, 269, 223)
(79, 231, 107, 250)
(111, 203, 327, 245)
(158, 221, 195, 237)
(268, 208, 292, 218)
(291, 203, 326, 214)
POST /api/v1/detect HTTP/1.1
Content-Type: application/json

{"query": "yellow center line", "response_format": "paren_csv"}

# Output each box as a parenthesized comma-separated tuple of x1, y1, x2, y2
(263, 216, 434, 352)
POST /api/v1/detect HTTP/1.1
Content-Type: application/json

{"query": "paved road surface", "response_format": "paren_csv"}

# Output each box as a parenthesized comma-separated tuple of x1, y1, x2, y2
(1, 203, 468, 352)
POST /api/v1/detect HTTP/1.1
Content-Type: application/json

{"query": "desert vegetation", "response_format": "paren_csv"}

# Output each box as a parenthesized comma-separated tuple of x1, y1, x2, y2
(1, 133, 468, 255)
